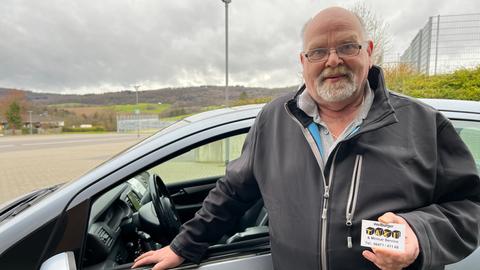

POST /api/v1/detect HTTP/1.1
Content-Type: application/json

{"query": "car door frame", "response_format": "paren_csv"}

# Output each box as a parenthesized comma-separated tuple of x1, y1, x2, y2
(43, 118, 263, 269)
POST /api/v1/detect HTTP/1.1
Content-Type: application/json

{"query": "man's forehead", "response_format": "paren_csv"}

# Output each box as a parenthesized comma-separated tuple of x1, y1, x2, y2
(303, 8, 364, 47)
(304, 29, 361, 48)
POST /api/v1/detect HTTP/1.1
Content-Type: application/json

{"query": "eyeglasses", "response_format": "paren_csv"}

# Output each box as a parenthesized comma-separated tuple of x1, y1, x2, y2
(304, 42, 366, 63)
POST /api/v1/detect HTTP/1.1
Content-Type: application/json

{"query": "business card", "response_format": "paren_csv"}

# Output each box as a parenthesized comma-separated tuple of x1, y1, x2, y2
(360, 220, 405, 251)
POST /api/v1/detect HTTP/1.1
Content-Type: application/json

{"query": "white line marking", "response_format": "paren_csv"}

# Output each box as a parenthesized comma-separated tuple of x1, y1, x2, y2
(22, 137, 137, 146)
(0, 144, 15, 148)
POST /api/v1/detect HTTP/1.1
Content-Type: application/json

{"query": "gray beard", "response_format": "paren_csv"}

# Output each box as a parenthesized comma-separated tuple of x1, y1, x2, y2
(315, 70, 357, 103)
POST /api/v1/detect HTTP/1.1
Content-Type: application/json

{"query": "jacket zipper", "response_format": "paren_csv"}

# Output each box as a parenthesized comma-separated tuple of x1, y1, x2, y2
(320, 149, 339, 270)
(345, 154, 363, 248)
(284, 105, 330, 270)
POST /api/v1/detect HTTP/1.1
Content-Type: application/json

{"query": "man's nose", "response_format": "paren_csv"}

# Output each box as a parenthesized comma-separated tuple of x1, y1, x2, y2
(325, 49, 343, 67)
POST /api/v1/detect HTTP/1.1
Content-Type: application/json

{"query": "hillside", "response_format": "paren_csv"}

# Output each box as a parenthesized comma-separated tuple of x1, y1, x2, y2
(0, 85, 297, 107)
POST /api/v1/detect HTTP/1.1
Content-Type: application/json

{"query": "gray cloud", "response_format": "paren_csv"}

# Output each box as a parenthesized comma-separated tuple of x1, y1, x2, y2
(0, 0, 478, 93)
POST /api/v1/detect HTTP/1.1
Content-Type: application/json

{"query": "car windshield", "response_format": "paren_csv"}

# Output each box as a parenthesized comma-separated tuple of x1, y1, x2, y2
(81, 119, 191, 173)
(127, 119, 190, 151)
(0, 183, 61, 222)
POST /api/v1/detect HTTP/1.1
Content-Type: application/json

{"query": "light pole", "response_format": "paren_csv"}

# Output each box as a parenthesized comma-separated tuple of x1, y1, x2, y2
(221, 0, 231, 107)
(28, 111, 33, 135)
(221, 0, 231, 165)
(134, 85, 141, 138)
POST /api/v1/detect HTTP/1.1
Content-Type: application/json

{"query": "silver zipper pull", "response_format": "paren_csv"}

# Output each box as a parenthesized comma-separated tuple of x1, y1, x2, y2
(346, 224, 353, 248)
(323, 186, 330, 199)
(322, 185, 330, 219)
(346, 213, 353, 226)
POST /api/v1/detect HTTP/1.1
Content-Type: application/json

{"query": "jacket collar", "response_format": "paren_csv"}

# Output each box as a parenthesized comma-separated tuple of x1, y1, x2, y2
(286, 65, 398, 131)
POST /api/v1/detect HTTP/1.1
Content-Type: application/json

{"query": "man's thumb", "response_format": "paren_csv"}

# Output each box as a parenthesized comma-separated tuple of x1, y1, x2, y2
(378, 212, 402, 224)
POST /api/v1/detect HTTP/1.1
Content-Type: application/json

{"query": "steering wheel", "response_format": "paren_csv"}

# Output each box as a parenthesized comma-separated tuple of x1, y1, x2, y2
(148, 173, 181, 242)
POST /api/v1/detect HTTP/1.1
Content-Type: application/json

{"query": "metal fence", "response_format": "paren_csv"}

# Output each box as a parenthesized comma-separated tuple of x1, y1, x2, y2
(400, 13, 480, 75)
(116, 114, 173, 133)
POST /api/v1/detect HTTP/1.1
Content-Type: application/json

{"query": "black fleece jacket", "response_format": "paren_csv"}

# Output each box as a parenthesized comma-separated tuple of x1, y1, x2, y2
(170, 66, 480, 270)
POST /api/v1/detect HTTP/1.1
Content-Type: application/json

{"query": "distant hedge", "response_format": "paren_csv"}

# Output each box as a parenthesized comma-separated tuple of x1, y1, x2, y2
(384, 65, 480, 101)
(233, 97, 272, 106)
(62, 126, 106, 132)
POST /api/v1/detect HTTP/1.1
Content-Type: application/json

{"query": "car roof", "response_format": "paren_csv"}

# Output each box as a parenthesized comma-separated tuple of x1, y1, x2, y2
(183, 104, 264, 123)
(420, 98, 480, 121)
(177, 98, 479, 122)
(421, 98, 480, 114)
(144, 98, 479, 145)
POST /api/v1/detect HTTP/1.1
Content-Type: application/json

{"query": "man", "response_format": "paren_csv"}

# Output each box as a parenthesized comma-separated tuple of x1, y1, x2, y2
(133, 7, 480, 270)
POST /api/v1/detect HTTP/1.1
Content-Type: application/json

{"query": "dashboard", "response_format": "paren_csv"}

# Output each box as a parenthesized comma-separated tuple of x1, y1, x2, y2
(84, 174, 150, 268)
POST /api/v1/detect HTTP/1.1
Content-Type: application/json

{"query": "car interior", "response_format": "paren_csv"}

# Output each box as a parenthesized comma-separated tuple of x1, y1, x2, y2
(81, 133, 270, 270)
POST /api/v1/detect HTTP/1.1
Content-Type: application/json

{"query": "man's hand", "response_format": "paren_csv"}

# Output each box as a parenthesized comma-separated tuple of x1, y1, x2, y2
(362, 212, 420, 270)
(131, 245, 185, 270)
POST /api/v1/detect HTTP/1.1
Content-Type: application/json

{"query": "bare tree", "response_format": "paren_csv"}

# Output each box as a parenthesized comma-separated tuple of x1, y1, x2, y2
(0, 89, 30, 134)
(350, 1, 392, 65)
(0, 89, 29, 118)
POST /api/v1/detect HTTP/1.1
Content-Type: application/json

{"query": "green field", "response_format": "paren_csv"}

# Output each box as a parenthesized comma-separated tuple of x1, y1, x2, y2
(49, 103, 171, 115)
(159, 105, 226, 121)
(47, 103, 87, 108)
(48, 103, 238, 123)
(109, 103, 171, 114)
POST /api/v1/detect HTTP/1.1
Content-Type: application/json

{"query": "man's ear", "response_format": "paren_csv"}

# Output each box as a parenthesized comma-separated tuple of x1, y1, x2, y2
(299, 52, 308, 81)
(300, 52, 306, 65)
(367, 40, 374, 56)
(367, 40, 374, 67)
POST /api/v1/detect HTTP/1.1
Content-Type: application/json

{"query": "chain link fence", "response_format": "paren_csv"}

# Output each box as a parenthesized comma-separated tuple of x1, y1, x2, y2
(400, 13, 480, 75)
(116, 114, 173, 134)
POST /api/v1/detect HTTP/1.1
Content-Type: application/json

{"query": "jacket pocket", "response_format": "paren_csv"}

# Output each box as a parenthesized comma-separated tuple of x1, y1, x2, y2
(345, 154, 363, 248)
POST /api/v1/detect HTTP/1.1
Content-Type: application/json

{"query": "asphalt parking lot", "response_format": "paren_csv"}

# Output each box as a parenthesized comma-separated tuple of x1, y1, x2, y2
(0, 133, 145, 205)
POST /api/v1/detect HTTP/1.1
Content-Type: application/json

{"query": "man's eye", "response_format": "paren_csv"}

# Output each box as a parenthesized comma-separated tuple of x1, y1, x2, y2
(339, 43, 359, 53)
(309, 49, 327, 58)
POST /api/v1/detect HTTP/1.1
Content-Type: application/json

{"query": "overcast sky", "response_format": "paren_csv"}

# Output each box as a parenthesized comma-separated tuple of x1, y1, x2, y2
(1, 0, 479, 94)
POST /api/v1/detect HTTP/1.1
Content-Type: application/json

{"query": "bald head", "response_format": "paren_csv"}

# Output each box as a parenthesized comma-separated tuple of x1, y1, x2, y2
(301, 7, 368, 50)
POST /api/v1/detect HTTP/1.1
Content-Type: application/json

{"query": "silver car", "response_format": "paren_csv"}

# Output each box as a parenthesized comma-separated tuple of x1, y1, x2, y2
(0, 99, 479, 270)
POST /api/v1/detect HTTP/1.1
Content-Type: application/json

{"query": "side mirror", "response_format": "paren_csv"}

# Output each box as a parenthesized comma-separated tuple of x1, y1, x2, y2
(40, 252, 77, 270)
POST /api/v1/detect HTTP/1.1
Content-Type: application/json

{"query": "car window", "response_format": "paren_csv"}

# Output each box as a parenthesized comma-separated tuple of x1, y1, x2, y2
(452, 120, 480, 171)
(148, 133, 248, 184)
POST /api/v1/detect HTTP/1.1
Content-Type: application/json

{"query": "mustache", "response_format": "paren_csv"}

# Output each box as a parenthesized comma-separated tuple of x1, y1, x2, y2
(319, 66, 354, 81)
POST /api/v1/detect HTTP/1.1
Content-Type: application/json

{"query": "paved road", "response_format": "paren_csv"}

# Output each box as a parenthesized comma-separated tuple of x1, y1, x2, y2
(0, 133, 145, 204)
(0, 134, 141, 153)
